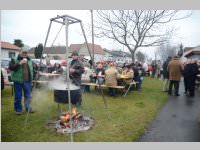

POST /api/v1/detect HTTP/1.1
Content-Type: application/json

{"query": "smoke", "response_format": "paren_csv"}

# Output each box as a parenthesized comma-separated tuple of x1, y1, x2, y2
(48, 78, 80, 90)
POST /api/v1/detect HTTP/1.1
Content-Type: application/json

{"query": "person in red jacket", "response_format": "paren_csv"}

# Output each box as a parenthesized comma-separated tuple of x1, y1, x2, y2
(148, 65, 152, 77)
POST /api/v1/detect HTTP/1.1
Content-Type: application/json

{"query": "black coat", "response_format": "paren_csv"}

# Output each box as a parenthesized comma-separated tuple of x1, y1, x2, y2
(162, 59, 170, 79)
(1, 71, 4, 90)
(69, 59, 85, 86)
(183, 63, 198, 79)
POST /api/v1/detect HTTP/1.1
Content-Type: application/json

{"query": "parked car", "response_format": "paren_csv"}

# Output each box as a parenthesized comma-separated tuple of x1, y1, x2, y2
(32, 59, 47, 71)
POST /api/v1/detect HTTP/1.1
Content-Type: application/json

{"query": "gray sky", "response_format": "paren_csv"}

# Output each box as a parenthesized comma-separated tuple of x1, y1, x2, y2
(1, 10, 200, 58)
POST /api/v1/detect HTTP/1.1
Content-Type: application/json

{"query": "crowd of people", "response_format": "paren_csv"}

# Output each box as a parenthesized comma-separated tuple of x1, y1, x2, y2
(81, 60, 146, 96)
(3, 47, 200, 115)
(162, 56, 200, 97)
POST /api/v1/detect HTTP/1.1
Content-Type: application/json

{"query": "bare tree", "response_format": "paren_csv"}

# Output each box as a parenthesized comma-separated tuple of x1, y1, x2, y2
(177, 43, 184, 57)
(136, 51, 146, 63)
(94, 10, 190, 62)
(157, 43, 178, 62)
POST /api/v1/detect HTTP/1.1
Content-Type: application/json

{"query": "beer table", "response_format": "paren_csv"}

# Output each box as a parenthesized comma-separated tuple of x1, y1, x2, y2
(39, 72, 61, 77)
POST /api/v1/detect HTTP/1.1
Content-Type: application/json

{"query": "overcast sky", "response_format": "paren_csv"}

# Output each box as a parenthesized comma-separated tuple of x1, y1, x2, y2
(1, 10, 200, 58)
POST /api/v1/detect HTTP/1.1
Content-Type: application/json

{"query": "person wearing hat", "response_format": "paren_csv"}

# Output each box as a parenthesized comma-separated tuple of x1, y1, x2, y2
(9, 50, 34, 114)
(69, 50, 85, 106)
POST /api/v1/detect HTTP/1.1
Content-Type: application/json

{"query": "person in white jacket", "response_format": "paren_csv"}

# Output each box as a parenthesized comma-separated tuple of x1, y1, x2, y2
(81, 63, 93, 92)
(142, 62, 148, 75)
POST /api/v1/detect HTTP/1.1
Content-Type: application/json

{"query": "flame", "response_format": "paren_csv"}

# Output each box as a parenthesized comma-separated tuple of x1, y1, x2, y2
(72, 107, 77, 115)
(65, 113, 70, 120)
(58, 107, 81, 129)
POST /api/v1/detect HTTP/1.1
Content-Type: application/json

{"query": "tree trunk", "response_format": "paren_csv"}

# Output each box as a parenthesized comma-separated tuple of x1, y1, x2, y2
(131, 51, 135, 63)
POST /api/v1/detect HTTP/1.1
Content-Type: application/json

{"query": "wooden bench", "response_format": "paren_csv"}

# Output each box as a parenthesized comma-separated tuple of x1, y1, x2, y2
(32, 80, 49, 83)
(81, 83, 126, 95)
(81, 82, 125, 89)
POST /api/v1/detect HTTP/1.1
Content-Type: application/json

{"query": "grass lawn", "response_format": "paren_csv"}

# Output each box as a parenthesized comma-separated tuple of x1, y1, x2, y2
(1, 77, 168, 142)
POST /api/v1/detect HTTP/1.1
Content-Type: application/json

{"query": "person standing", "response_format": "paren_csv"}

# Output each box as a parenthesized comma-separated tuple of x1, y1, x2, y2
(167, 56, 183, 96)
(151, 61, 157, 78)
(137, 63, 145, 90)
(162, 56, 172, 92)
(81, 63, 93, 92)
(187, 59, 199, 97)
(69, 51, 85, 106)
(9, 50, 34, 114)
(182, 59, 190, 95)
(94, 62, 105, 85)
(142, 62, 148, 76)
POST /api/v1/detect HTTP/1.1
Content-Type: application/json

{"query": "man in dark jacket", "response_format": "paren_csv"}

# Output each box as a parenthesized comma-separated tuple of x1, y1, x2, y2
(69, 50, 85, 106)
(186, 59, 199, 97)
(9, 50, 34, 114)
(162, 56, 171, 92)
(182, 59, 190, 95)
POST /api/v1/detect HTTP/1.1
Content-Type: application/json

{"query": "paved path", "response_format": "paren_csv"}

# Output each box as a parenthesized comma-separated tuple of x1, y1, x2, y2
(139, 81, 200, 142)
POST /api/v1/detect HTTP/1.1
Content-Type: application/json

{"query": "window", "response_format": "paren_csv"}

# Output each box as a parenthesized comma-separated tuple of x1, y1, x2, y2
(8, 52, 15, 58)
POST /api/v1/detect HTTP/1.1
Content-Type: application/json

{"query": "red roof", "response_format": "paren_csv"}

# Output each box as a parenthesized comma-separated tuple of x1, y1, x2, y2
(86, 43, 106, 55)
(1, 41, 21, 51)
(69, 43, 106, 55)
(68, 44, 82, 51)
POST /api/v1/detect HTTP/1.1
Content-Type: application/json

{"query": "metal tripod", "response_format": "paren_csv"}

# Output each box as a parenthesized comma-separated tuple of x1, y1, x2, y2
(24, 14, 94, 142)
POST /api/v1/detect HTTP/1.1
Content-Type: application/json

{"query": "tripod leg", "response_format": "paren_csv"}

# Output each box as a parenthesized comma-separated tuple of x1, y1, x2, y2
(98, 85, 111, 120)
(123, 84, 132, 97)
(23, 102, 31, 129)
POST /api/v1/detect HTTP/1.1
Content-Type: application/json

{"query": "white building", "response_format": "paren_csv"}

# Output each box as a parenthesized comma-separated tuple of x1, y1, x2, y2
(69, 43, 106, 62)
(28, 43, 106, 63)
(1, 41, 21, 58)
(181, 46, 200, 62)
(103, 48, 132, 63)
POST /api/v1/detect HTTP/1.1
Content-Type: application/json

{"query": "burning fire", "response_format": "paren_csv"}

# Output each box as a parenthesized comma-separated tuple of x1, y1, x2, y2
(57, 107, 83, 129)
(47, 107, 95, 134)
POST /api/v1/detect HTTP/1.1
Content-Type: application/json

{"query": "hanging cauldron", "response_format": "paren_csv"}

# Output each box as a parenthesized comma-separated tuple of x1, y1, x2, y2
(48, 79, 81, 104)
(54, 88, 81, 104)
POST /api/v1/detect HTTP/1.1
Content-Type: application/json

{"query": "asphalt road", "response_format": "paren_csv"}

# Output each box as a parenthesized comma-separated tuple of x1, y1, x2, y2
(138, 80, 200, 142)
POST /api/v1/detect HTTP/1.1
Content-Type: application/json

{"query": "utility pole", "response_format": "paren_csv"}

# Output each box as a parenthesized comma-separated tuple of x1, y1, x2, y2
(91, 10, 95, 69)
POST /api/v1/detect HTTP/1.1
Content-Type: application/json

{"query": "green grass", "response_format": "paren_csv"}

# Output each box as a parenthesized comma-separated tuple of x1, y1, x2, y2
(1, 77, 168, 142)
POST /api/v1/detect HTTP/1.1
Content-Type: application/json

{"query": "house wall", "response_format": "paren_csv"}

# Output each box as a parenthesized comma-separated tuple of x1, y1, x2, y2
(102, 54, 132, 63)
(28, 53, 69, 60)
(1, 48, 19, 58)
(79, 45, 90, 56)
(187, 54, 200, 60)
(47, 54, 68, 59)
(79, 45, 105, 62)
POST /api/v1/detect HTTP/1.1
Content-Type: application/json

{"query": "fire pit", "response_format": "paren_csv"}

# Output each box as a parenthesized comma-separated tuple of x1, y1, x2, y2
(47, 108, 95, 134)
